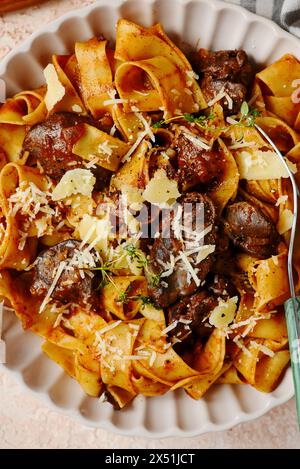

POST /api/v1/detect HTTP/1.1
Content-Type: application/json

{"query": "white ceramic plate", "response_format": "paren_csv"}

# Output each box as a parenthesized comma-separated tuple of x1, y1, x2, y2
(0, 0, 297, 437)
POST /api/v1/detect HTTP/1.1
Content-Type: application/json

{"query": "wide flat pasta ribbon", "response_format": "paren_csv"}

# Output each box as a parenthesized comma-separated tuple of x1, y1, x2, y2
(0, 163, 48, 269)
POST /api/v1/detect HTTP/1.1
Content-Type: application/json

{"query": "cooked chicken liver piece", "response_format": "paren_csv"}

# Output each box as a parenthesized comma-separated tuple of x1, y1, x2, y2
(223, 201, 279, 259)
(174, 133, 224, 191)
(23, 112, 112, 188)
(168, 290, 218, 342)
(30, 239, 99, 310)
(194, 49, 253, 114)
(148, 193, 217, 308)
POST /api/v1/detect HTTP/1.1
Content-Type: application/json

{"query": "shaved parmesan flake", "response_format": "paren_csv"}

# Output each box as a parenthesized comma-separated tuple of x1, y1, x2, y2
(78, 214, 111, 255)
(97, 321, 122, 336)
(134, 112, 155, 142)
(52, 169, 96, 201)
(275, 195, 288, 206)
(97, 140, 117, 156)
(207, 87, 226, 107)
(161, 321, 178, 336)
(178, 251, 200, 287)
(178, 318, 192, 325)
(209, 296, 238, 328)
(163, 342, 172, 350)
(224, 91, 233, 110)
(250, 341, 275, 357)
(43, 64, 65, 112)
(149, 351, 157, 367)
(143, 169, 180, 207)
(233, 335, 252, 357)
(195, 244, 215, 264)
(235, 150, 290, 180)
(110, 124, 116, 136)
(183, 133, 211, 150)
(39, 261, 67, 314)
(226, 116, 239, 125)
(277, 208, 293, 234)
(121, 131, 147, 163)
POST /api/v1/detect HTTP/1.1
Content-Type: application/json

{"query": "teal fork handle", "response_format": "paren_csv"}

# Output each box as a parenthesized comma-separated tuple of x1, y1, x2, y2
(285, 297, 300, 429)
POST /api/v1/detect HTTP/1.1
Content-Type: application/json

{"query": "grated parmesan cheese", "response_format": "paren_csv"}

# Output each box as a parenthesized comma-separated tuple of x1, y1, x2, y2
(149, 351, 157, 367)
(233, 335, 252, 357)
(183, 132, 211, 151)
(250, 340, 275, 357)
(178, 251, 200, 287)
(97, 321, 122, 336)
(134, 112, 155, 142)
(161, 321, 178, 336)
(39, 261, 67, 314)
(121, 131, 148, 163)
(207, 87, 226, 107)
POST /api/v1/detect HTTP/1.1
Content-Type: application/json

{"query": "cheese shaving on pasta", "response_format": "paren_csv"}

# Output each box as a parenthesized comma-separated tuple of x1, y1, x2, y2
(43, 64, 65, 112)
(142, 169, 180, 206)
(52, 169, 96, 201)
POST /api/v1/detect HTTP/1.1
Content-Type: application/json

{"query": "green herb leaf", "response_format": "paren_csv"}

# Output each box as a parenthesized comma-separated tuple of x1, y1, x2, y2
(152, 120, 164, 129)
(117, 291, 129, 304)
(240, 101, 249, 117)
(183, 113, 196, 122)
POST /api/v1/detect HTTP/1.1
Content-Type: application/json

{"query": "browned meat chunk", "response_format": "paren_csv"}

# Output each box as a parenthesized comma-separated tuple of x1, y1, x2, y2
(174, 134, 225, 191)
(223, 201, 279, 259)
(207, 274, 238, 298)
(168, 290, 217, 342)
(30, 239, 99, 310)
(23, 112, 112, 188)
(194, 49, 253, 114)
(148, 193, 217, 307)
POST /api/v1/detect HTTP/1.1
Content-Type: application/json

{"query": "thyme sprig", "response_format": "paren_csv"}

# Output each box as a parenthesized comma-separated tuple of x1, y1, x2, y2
(116, 292, 155, 307)
(152, 112, 215, 129)
(238, 101, 260, 127)
(123, 243, 162, 288)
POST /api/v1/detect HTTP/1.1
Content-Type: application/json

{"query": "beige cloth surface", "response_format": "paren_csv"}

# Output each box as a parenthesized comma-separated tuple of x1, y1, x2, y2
(0, 0, 300, 449)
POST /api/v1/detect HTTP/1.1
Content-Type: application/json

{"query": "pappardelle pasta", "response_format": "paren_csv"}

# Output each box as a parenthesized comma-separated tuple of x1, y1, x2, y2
(0, 19, 299, 408)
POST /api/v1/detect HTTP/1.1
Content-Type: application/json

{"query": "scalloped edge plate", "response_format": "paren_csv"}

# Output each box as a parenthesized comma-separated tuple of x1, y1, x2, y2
(0, 0, 296, 437)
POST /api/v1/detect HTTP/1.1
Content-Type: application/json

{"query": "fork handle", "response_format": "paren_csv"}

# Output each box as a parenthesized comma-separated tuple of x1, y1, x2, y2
(285, 297, 300, 428)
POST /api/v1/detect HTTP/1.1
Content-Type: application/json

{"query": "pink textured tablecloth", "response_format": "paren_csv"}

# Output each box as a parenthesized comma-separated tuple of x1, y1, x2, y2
(0, 0, 300, 449)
